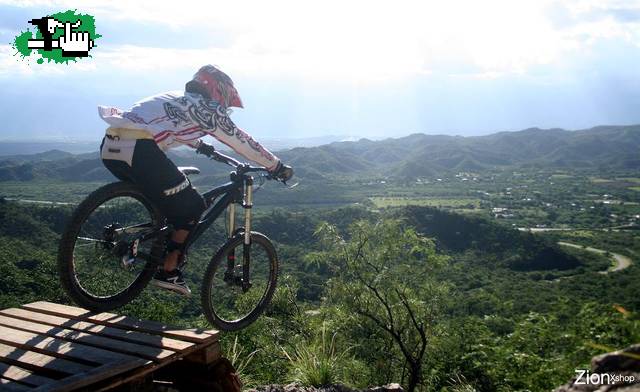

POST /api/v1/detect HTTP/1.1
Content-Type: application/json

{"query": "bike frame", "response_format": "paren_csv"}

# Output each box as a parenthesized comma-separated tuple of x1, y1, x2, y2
(133, 165, 260, 290)
(186, 176, 246, 248)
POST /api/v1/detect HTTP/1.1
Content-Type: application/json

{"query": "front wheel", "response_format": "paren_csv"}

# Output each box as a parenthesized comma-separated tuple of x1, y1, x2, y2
(201, 232, 278, 331)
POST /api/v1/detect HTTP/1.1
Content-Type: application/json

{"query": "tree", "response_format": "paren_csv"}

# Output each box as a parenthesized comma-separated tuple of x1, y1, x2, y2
(312, 219, 448, 391)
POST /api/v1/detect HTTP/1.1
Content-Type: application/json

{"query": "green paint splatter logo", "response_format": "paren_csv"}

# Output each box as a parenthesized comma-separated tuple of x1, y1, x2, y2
(12, 10, 101, 64)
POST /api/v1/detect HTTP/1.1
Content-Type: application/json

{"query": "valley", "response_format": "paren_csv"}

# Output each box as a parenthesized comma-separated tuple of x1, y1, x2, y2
(0, 126, 638, 391)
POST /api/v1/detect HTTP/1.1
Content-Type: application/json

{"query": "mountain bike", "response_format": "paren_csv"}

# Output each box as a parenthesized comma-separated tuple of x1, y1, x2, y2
(58, 146, 286, 331)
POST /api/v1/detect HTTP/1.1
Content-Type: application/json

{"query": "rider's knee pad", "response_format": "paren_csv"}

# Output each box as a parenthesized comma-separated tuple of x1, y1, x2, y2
(171, 218, 199, 231)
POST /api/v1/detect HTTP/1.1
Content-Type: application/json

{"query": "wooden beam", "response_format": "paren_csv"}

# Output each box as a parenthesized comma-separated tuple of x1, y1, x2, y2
(0, 377, 31, 391)
(0, 342, 90, 375)
(0, 325, 147, 366)
(0, 308, 192, 352)
(0, 315, 175, 362)
(0, 362, 55, 387)
(0, 302, 226, 392)
(29, 361, 150, 392)
(22, 302, 218, 344)
(184, 342, 221, 365)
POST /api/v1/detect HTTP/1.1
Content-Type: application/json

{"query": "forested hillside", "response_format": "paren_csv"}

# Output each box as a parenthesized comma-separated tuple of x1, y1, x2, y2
(1, 125, 639, 182)
(0, 199, 637, 391)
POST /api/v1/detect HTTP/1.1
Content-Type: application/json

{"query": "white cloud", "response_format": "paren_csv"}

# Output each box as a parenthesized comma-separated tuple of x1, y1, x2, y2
(2, 0, 640, 80)
(563, 0, 640, 16)
(0, 45, 33, 76)
(0, 44, 98, 77)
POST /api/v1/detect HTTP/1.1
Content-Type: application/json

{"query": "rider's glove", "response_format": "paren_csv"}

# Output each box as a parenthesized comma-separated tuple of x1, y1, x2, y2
(270, 161, 294, 182)
(196, 141, 216, 157)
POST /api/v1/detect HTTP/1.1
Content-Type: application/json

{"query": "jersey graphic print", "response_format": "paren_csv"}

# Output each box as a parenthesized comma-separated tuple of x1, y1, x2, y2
(162, 96, 274, 162)
(98, 91, 279, 170)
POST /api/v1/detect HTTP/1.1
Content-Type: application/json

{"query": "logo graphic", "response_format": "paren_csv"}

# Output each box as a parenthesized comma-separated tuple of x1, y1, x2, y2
(574, 369, 636, 386)
(12, 10, 101, 64)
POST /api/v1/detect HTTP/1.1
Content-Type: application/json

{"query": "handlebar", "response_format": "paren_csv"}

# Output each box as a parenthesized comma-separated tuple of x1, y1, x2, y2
(196, 142, 273, 178)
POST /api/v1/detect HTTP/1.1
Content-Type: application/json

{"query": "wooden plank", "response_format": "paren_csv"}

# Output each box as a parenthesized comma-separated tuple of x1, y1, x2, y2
(90, 340, 225, 392)
(87, 340, 223, 391)
(0, 315, 175, 362)
(0, 362, 56, 387)
(0, 342, 90, 375)
(91, 364, 161, 392)
(22, 302, 218, 344)
(0, 302, 222, 392)
(31, 361, 147, 392)
(0, 377, 31, 391)
(0, 308, 192, 352)
(184, 341, 221, 365)
(0, 331, 150, 392)
(0, 325, 146, 367)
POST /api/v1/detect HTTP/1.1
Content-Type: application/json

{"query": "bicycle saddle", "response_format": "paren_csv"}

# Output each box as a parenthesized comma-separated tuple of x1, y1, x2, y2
(178, 166, 201, 176)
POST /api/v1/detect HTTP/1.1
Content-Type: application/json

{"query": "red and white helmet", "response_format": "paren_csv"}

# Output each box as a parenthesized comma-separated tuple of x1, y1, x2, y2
(188, 64, 243, 108)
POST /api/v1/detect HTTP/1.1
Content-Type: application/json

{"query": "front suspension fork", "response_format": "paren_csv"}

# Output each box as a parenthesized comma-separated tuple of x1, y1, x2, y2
(225, 203, 237, 281)
(242, 177, 253, 291)
(225, 177, 253, 292)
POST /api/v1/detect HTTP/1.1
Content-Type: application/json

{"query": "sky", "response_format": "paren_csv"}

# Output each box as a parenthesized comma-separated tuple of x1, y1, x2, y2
(1, 0, 640, 142)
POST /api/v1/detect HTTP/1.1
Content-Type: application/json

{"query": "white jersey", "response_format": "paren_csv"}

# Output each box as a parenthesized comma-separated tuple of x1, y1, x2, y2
(98, 91, 279, 170)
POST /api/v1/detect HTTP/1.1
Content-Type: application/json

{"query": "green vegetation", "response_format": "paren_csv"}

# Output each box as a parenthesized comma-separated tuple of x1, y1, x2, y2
(317, 220, 448, 391)
(0, 194, 637, 391)
(282, 323, 351, 387)
(0, 128, 639, 390)
(369, 197, 480, 209)
(619, 177, 640, 183)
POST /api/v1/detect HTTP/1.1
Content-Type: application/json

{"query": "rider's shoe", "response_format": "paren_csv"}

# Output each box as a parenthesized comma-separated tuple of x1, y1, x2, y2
(150, 268, 191, 296)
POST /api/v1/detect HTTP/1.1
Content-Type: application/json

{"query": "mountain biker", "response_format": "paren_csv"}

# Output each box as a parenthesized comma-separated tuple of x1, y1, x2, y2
(98, 64, 293, 296)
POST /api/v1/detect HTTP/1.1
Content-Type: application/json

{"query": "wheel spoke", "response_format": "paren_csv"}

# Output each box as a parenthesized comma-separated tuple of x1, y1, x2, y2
(203, 234, 277, 330)
(71, 194, 159, 299)
(77, 236, 111, 244)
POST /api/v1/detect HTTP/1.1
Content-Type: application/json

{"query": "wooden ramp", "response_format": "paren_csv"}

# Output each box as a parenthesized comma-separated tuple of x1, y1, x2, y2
(0, 301, 220, 391)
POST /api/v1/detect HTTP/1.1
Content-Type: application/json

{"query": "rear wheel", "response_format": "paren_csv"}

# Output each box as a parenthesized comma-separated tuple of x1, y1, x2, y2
(201, 232, 278, 331)
(58, 182, 166, 311)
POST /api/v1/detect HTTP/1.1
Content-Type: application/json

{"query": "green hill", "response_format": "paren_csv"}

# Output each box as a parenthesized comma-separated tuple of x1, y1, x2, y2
(1, 125, 639, 182)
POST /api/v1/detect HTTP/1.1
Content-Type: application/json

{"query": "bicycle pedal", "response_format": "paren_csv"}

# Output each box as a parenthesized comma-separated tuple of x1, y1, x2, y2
(121, 256, 136, 269)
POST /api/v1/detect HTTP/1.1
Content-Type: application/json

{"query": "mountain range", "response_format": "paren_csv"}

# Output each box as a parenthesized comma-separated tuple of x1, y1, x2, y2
(0, 135, 358, 156)
(0, 125, 638, 182)
(280, 125, 640, 178)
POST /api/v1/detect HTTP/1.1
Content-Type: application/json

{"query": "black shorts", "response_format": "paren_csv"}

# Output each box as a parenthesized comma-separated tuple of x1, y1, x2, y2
(100, 137, 206, 230)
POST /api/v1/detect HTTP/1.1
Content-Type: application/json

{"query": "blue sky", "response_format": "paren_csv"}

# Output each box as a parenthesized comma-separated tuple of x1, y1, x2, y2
(1, 0, 640, 141)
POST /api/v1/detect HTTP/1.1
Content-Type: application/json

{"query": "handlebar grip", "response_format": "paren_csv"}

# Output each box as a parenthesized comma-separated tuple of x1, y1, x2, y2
(196, 142, 216, 157)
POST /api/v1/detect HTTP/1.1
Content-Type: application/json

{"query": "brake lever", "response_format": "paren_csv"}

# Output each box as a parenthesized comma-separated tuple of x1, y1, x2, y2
(284, 180, 299, 189)
(263, 173, 298, 188)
